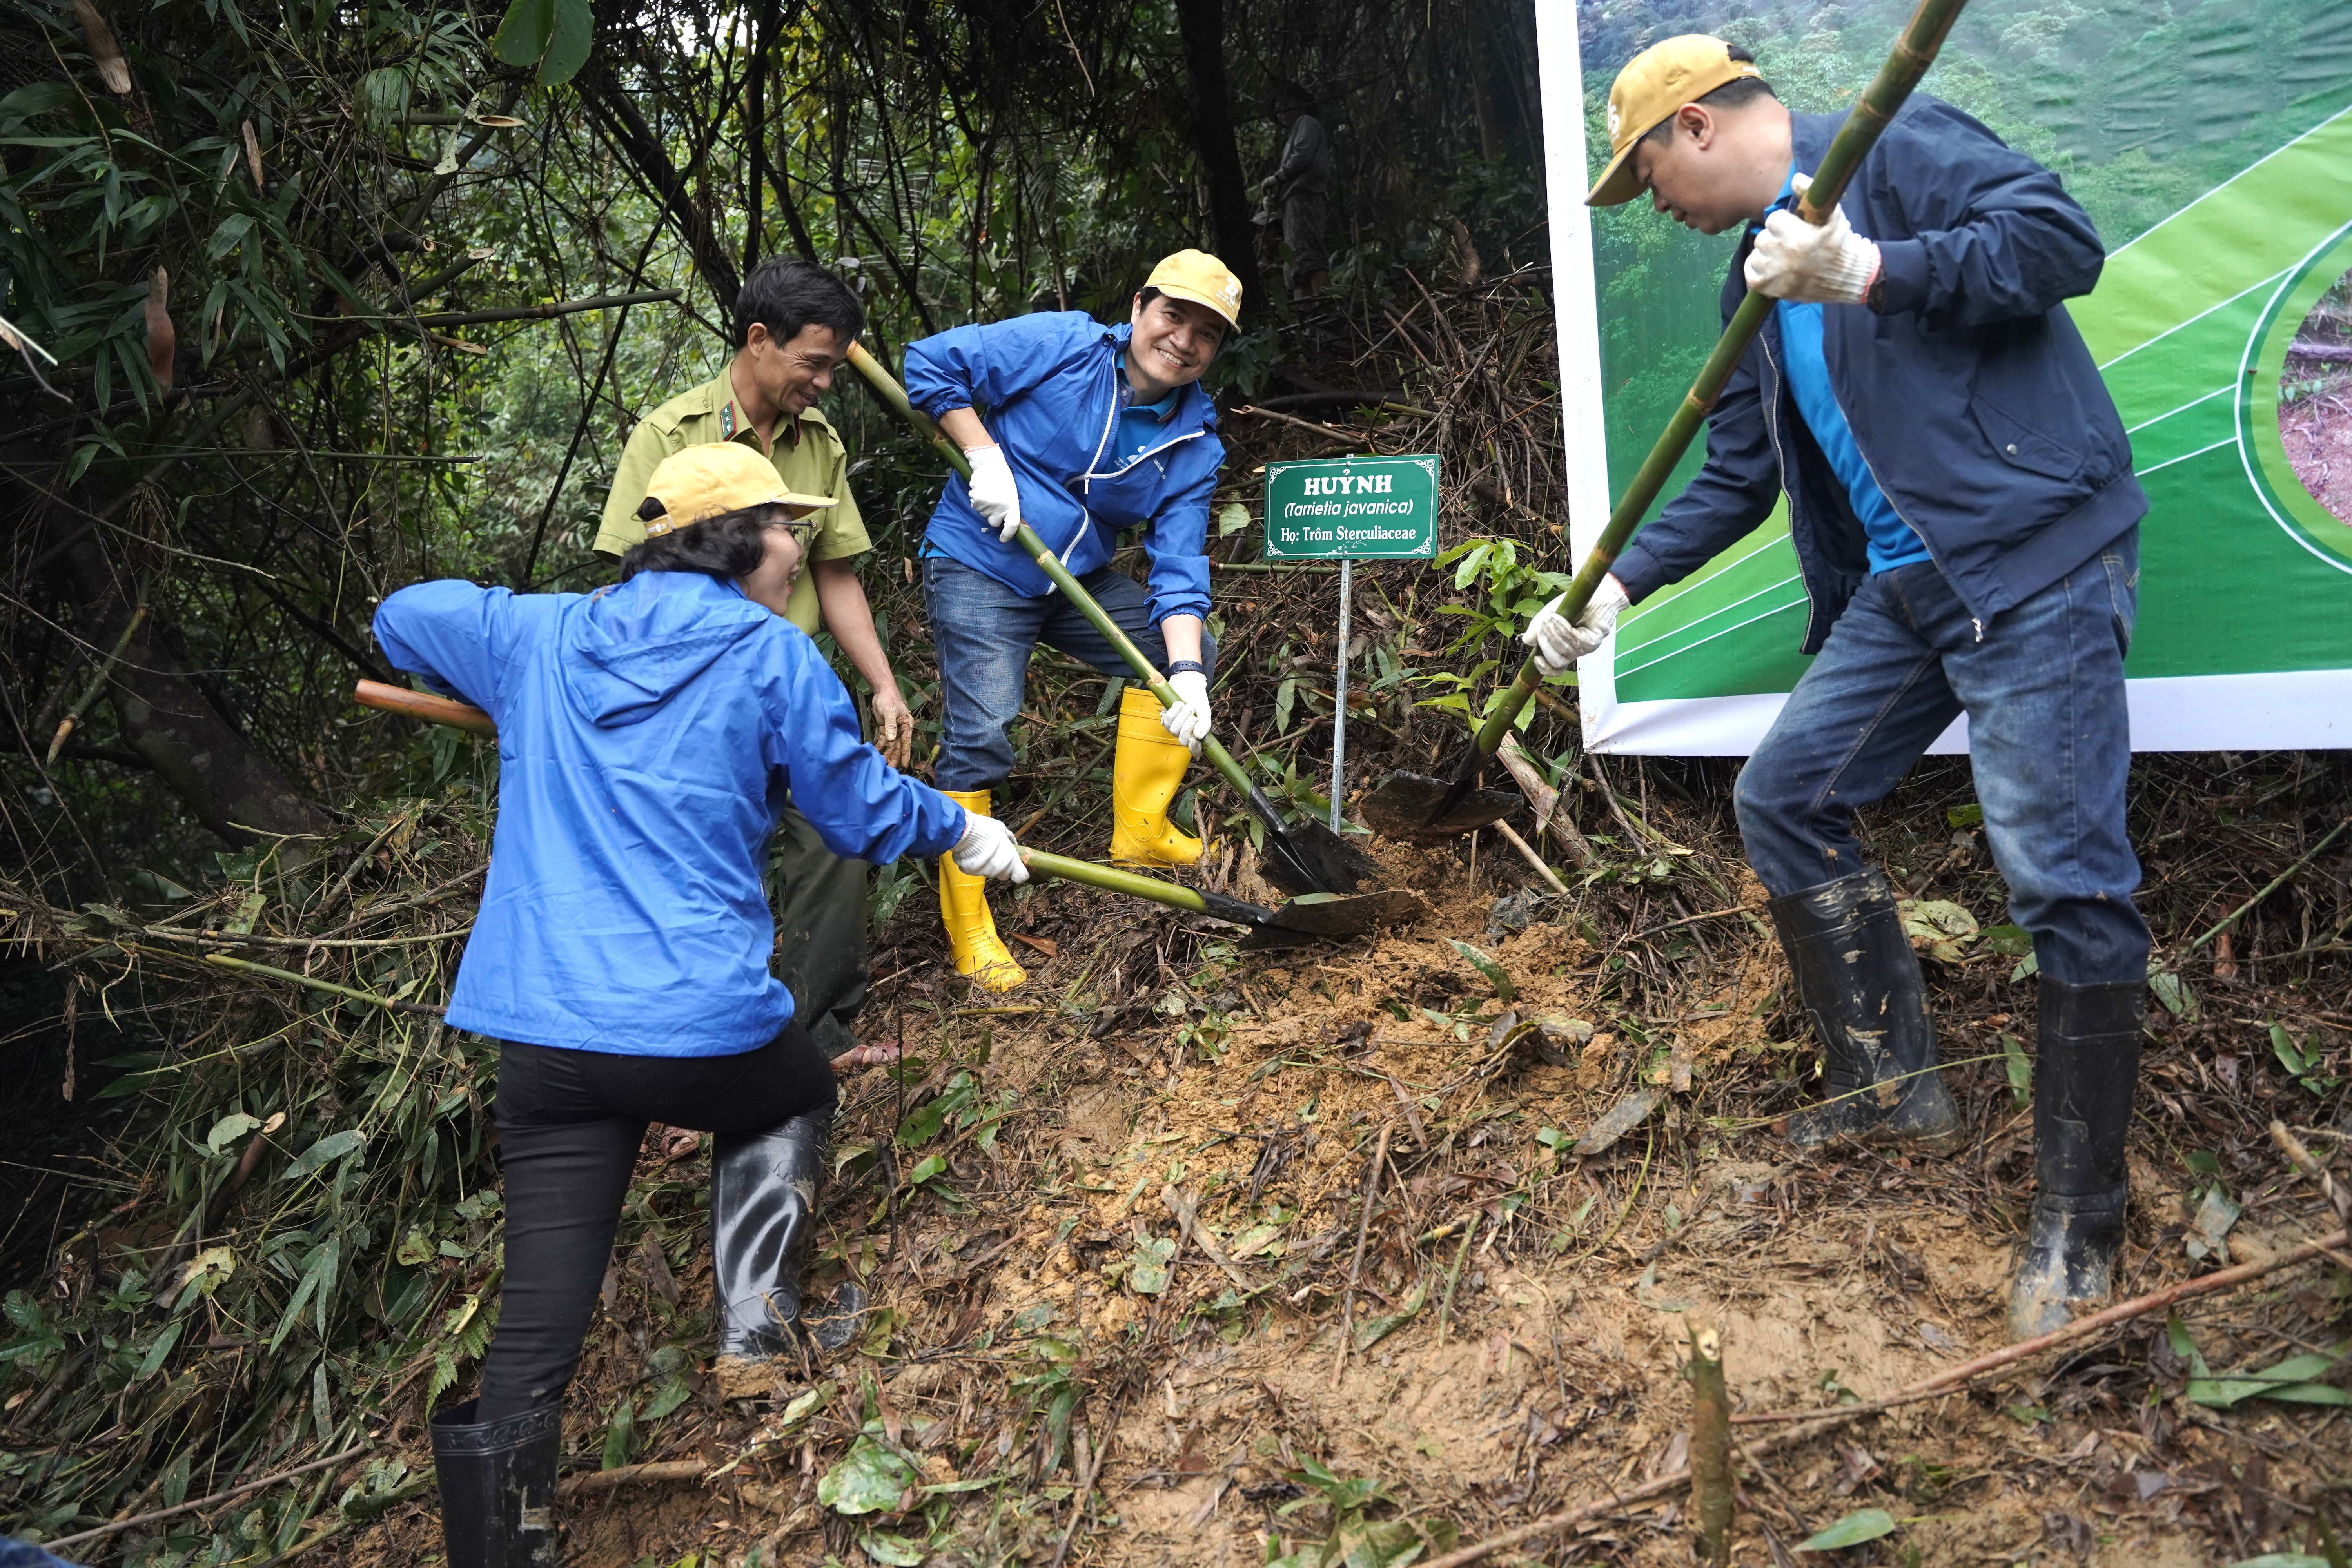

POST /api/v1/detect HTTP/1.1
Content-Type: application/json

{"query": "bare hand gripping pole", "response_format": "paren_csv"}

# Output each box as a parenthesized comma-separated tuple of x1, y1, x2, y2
(842, 340, 1382, 896)
(1400, 0, 1972, 833)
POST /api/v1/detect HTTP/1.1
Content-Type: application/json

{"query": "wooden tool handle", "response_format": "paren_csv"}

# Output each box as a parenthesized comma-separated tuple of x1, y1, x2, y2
(353, 679, 497, 735)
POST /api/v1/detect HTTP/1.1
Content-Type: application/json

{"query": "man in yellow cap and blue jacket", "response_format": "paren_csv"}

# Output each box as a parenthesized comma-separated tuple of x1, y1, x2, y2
(902, 249, 1243, 989)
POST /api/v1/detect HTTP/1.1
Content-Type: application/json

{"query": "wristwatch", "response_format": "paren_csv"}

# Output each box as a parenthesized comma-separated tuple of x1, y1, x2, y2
(1165, 660, 1206, 677)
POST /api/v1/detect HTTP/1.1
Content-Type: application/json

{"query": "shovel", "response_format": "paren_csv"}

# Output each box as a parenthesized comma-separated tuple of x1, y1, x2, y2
(1357, 0, 1973, 838)
(1019, 848, 1427, 951)
(347, 682, 1421, 949)
(843, 341, 1383, 898)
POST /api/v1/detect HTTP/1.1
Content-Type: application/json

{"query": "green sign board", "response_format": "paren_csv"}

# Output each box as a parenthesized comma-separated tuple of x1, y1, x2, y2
(1261, 454, 1441, 559)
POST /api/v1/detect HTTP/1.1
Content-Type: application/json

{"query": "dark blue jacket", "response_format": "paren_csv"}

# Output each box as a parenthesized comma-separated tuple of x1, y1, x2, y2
(1611, 98, 2146, 647)
(904, 312, 1222, 624)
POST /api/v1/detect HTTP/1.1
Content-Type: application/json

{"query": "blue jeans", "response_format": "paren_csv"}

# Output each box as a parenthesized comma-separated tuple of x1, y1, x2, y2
(922, 555, 1218, 793)
(1735, 531, 2149, 987)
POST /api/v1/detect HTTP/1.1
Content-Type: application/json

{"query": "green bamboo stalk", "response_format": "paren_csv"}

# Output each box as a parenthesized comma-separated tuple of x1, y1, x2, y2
(846, 342, 971, 479)
(1018, 847, 1272, 929)
(1687, 1325, 1733, 1567)
(46, 601, 148, 765)
(201, 951, 446, 1016)
(1452, 0, 1972, 791)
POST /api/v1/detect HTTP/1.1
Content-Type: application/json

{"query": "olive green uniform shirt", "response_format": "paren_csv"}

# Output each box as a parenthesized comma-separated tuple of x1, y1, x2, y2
(593, 370, 871, 636)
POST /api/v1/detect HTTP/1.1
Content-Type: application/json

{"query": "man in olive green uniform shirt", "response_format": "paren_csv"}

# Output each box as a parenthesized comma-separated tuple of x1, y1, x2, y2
(596, 258, 910, 1059)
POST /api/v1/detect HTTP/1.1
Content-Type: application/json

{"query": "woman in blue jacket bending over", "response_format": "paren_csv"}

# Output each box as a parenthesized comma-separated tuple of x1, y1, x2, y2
(902, 249, 1241, 990)
(374, 443, 1025, 1568)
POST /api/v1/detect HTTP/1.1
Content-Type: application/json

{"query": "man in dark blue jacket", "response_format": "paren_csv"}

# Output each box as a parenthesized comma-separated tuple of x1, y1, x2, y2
(1529, 36, 2150, 1341)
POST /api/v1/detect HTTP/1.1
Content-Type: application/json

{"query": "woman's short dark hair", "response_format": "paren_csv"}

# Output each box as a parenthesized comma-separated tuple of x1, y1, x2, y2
(617, 503, 792, 583)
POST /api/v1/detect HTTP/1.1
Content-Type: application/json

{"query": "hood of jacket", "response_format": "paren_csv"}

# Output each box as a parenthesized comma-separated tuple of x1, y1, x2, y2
(559, 572, 771, 727)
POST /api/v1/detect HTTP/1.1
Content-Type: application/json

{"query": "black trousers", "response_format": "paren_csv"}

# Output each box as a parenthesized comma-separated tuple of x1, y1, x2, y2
(475, 1022, 836, 1421)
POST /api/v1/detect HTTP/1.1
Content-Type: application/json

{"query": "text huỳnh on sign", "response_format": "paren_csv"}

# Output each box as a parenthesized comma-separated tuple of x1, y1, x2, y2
(1261, 454, 1441, 559)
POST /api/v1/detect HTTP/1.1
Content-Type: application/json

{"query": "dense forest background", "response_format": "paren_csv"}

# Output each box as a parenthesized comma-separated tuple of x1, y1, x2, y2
(0, 0, 1544, 891)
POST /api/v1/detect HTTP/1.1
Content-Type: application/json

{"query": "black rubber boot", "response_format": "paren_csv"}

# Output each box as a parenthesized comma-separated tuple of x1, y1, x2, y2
(1771, 870, 1962, 1152)
(428, 1399, 561, 1568)
(711, 1104, 839, 1388)
(2007, 975, 2143, 1342)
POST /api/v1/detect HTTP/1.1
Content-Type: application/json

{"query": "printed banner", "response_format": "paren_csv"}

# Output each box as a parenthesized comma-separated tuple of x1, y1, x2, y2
(1532, 0, 2352, 754)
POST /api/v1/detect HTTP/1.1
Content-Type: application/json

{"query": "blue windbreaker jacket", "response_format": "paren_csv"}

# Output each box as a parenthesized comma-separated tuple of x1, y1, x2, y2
(903, 312, 1223, 624)
(373, 572, 967, 1056)
(1611, 98, 2147, 648)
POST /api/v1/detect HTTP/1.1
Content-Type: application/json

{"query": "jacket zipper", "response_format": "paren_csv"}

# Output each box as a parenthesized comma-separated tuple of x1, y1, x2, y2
(1814, 311, 1985, 642)
(1755, 328, 1822, 644)
(1067, 348, 1210, 571)
(1828, 384, 1978, 638)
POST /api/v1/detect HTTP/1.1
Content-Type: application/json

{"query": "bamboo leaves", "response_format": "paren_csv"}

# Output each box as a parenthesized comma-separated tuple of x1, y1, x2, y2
(818, 1435, 922, 1515)
(267, 1239, 340, 1352)
(2170, 1316, 2352, 1408)
(282, 1128, 364, 1181)
(1796, 1508, 1898, 1550)
(490, 0, 594, 85)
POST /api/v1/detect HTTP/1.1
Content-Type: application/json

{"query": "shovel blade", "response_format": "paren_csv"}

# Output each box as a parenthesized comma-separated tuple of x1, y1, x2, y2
(1247, 888, 1432, 947)
(1359, 771, 1521, 838)
(1258, 817, 1383, 897)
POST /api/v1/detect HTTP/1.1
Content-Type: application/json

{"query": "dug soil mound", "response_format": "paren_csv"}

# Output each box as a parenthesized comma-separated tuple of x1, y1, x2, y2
(344, 759, 2348, 1568)
(7, 754, 2348, 1568)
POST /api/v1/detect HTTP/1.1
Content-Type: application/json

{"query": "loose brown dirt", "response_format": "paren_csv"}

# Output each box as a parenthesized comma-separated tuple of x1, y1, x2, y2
(339, 795, 2351, 1568)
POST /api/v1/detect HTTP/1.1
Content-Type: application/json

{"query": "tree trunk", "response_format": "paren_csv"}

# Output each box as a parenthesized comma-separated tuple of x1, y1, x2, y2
(55, 535, 324, 850)
(1172, 0, 1263, 312)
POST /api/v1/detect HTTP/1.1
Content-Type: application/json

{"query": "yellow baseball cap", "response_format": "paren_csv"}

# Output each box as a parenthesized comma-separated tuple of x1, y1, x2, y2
(1144, 249, 1245, 332)
(640, 443, 836, 537)
(1586, 35, 1764, 207)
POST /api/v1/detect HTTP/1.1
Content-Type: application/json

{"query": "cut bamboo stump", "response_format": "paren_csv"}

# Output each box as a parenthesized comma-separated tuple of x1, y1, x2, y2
(1686, 1326, 1732, 1568)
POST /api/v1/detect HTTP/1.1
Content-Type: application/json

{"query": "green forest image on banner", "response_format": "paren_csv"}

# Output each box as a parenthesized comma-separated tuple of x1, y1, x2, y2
(1536, 0, 2352, 755)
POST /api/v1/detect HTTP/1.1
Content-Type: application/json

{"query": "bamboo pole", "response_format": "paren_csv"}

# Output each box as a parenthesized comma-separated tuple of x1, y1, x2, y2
(1686, 1326, 1732, 1568)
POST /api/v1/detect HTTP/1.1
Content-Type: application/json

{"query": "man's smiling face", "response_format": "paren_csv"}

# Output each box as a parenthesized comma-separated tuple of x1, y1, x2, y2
(1126, 293, 1227, 397)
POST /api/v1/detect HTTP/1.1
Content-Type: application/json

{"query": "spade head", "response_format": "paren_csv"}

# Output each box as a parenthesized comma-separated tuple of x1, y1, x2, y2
(1237, 887, 1432, 949)
(1359, 770, 1522, 838)
(1256, 816, 1383, 897)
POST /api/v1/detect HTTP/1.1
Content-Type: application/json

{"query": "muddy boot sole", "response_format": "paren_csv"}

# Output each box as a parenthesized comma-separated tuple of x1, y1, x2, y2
(1785, 1072, 1964, 1155)
(2006, 1187, 2125, 1341)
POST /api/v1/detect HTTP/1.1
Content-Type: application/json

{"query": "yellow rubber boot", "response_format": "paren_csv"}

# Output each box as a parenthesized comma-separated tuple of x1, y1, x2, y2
(1110, 686, 1204, 868)
(938, 789, 1026, 991)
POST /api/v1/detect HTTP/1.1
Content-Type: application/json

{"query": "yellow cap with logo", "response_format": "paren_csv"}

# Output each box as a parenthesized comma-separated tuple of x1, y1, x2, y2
(640, 443, 837, 537)
(1144, 248, 1245, 332)
(1586, 35, 1763, 207)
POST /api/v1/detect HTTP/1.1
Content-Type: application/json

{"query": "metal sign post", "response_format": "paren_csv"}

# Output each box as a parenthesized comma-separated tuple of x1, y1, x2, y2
(1259, 453, 1441, 828)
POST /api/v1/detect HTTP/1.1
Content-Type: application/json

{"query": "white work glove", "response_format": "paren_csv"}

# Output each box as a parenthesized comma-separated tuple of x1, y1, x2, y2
(1523, 576, 1631, 676)
(1744, 174, 1881, 306)
(1159, 670, 1212, 755)
(964, 445, 1024, 544)
(952, 810, 1029, 882)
